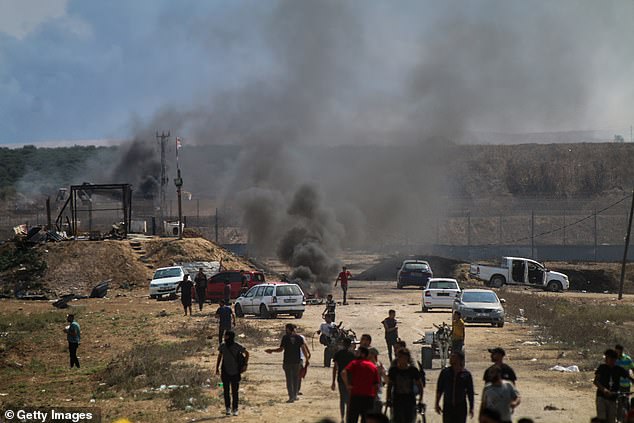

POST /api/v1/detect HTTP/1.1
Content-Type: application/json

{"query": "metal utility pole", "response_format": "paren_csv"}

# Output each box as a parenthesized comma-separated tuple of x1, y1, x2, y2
(174, 169, 183, 240)
(156, 131, 170, 234)
(618, 189, 634, 300)
(215, 208, 219, 244)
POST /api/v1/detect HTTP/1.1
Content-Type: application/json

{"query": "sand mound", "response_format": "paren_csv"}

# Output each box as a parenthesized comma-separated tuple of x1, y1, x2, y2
(2, 237, 254, 297)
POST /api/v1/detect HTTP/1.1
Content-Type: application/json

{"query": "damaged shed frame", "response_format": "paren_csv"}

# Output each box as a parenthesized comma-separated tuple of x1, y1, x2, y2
(55, 183, 133, 237)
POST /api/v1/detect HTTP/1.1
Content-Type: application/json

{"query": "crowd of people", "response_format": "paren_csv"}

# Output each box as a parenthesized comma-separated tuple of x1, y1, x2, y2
(200, 265, 634, 422)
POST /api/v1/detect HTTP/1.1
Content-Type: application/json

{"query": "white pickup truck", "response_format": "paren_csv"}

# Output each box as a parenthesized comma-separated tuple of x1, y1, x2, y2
(469, 257, 569, 292)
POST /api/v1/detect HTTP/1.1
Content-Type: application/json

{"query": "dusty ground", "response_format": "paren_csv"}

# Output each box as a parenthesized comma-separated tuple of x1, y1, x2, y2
(2, 278, 627, 423)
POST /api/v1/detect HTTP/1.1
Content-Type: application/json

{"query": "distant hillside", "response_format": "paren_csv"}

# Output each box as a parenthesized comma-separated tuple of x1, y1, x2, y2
(1, 142, 633, 202)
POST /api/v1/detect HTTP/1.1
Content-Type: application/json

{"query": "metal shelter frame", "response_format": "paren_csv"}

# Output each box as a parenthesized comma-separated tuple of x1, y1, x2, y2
(55, 183, 133, 237)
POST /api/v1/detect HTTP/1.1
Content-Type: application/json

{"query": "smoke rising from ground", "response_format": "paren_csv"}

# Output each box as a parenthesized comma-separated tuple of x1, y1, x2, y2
(36, 1, 634, 289)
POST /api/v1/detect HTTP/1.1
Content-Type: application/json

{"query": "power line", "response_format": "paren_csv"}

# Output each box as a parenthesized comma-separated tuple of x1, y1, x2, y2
(484, 193, 633, 246)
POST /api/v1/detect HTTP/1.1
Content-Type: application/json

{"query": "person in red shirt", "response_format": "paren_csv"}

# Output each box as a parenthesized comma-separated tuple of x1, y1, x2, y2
(341, 346, 380, 423)
(335, 266, 353, 305)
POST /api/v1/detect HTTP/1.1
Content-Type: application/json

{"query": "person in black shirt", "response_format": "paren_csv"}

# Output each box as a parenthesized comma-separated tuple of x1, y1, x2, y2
(216, 330, 249, 416)
(323, 294, 336, 322)
(332, 337, 356, 422)
(194, 268, 207, 312)
(176, 274, 193, 316)
(435, 351, 474, 423)
(386, 348, 424, 423)
(223, 276, 232, 304)
(483, 347, 517, 385)
(239, 270, 249, 296)
(382, 309, 399, 363)
(594, 348, 634, 423)
(266, 323, 310, 403)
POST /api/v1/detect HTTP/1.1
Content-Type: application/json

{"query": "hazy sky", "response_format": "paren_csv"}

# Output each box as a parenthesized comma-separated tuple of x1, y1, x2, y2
(1, 0, 633, 145)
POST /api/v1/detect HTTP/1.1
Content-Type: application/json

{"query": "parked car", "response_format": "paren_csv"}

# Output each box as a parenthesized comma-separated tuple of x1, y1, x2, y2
(149, 266, 186, 299)
(469, 256, 569, 292)
(452, 288, 505, 327)
(234, 282, 305, 319)
(397, 260, 433, 289)
(422, 278, 461, 312)
(203, 270, 265, 301)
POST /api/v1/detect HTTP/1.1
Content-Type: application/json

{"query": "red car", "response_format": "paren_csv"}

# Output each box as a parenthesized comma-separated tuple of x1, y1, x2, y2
(197, 270, 265, 302)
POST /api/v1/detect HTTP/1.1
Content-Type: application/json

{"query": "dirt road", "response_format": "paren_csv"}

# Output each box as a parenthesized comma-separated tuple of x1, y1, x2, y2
(229, 281, 596, 423)
(0, 281, 604, 423)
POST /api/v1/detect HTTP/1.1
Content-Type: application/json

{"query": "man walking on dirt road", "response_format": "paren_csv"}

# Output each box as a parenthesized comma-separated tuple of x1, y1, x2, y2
(64, 314, 80, 368)
(594, 348, 633, 423)
(194, 268, 208, 312)
(382, 309, 399, 362)
(332, 337, 356, 423)
(215, 300, 235, 345)
(451, 311, 465, 354)
(483, 347, 517, 385)
(176, 274, 193, 316)
(341, 346, 380, 423)
(436, 351, 474, 423)
(216, 330, 249, 416)
(386, 348, 424, 423)
(323, 294, 336, 322)
(335, 266, 352, 305)
(265, 323, 310, 403)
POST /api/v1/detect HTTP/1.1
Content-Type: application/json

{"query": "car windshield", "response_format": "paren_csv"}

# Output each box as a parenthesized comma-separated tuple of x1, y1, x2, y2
(404, 263, 429, 271)
(153, 268, 182, 279)
(276, 285, 302, 296)
(462, 292, 498, 303)
(429, 281, 458, 290)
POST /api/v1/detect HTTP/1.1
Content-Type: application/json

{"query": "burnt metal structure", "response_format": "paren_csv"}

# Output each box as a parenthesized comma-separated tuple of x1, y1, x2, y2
(55, 183, 133, 237)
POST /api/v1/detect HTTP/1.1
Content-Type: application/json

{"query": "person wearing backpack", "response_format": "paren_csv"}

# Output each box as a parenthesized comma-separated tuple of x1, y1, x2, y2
(216, 330, 249, 416)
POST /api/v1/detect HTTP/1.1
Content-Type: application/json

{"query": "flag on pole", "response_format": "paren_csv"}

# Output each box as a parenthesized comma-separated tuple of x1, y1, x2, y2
(175, 137, 182, 169)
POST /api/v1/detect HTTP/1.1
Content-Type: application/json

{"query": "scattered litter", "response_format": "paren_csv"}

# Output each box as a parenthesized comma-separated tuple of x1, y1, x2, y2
(544, 404, 562, 411)
(158, 310, 168, 317)
(238, 333, 246, 338)
(530, 358, 537, 361)
(90, 280, 110, 298)
(581, 290, 587, 293)
(549, 365, 579, 373)
(89, 399, 96, 403)
(522, 341, 540, 346)
(0, 393, 8, 396)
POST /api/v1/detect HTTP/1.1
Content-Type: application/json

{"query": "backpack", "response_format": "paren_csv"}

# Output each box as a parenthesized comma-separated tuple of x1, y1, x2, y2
(227, 344, 247, 374)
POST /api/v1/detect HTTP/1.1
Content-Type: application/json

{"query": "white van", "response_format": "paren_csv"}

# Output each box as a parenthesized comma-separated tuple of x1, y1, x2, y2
(234, 283, 305, 319)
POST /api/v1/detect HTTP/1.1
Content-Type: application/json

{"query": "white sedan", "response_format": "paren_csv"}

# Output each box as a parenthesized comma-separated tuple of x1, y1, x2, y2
(422, 278, 461, 312)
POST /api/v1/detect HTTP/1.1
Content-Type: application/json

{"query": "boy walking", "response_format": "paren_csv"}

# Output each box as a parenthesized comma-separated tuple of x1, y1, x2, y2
(382, 309, 399, 362)
(64, 314, 81, 368)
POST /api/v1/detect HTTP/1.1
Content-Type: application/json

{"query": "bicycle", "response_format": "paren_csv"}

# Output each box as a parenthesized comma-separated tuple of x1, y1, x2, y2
(616, 391, 632, 423)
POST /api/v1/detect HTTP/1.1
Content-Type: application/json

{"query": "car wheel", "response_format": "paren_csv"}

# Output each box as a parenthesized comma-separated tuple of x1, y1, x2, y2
(235, 304, 244, 318)
(497, 322, 505, 328)
(259, 304, 270, 319)
(294, 312, 303, 319)
(546, 281, 562, 292)
(422, 306, 429, 313)
(397, 284, 403, 289)
(490, 276, 505, 288)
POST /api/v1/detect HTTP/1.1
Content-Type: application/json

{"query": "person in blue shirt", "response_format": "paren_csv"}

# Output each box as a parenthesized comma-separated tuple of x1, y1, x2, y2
(64, 314, 81, 368)
(615, 344, 634, 394)
(215, 300, 235, 346)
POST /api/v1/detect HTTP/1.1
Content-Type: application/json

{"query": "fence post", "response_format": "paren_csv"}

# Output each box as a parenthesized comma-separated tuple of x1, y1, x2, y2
(594, 209, 598, 261)
(531, 210, 535, 259)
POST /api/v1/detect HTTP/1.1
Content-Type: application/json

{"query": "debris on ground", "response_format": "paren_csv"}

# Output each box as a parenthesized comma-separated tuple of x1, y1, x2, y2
(549, 365, 580, 373)
(89, 280, 110, 298)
